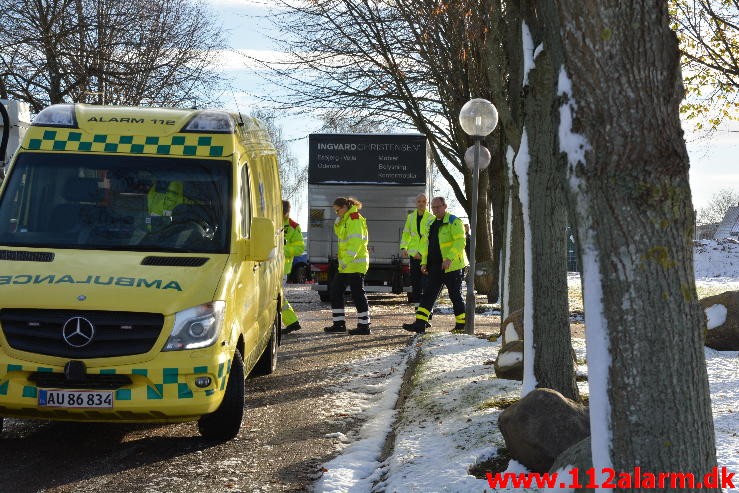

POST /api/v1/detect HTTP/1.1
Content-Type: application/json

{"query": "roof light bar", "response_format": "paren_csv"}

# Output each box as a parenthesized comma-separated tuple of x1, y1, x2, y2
(32, 104, 78, 128)
(183, 111, 234, 133)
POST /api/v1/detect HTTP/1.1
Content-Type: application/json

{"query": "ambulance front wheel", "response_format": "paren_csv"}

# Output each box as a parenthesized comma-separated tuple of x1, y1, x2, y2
(197, 349, 245, 441)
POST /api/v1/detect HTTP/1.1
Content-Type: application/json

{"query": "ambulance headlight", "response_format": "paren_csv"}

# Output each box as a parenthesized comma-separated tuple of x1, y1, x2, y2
(163, 301, 225, 351)
(32, 104, 78, 128)
(182, 111, 234, 133)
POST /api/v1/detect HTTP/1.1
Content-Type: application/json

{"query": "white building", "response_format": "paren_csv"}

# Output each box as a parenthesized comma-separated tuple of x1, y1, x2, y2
(714, 205, 739, 240)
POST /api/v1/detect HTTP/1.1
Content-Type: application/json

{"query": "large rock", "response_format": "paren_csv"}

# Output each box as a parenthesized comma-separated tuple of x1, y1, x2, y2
(699, 291, 739, 350)
(501, 308, 524, 345)
(549, 436, 594, 493)
(498, 388, 590, 473)
(494, 340, 523, 380)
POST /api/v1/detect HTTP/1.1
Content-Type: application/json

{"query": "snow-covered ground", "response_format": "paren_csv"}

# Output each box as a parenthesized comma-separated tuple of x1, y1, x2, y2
(314, 240, 739, 492)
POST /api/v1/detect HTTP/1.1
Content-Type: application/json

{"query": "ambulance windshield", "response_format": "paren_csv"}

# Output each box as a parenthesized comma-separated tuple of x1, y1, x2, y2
(0, 153, 231, 253)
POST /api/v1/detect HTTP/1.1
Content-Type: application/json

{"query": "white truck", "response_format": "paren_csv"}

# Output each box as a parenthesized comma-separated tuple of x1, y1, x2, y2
(0, 99, 31, 174)
(307, 133, 431, 301)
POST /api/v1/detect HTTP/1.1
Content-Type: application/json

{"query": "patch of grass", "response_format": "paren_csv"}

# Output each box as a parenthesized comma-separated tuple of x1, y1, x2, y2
(568, 283, 584, 313)
(696, 284, 734, 299)
(477, 395, 520, 410)
(469, 448, 511, 478)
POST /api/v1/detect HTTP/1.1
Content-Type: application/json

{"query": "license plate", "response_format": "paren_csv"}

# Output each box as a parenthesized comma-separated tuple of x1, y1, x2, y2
(38, 389, 114, 408)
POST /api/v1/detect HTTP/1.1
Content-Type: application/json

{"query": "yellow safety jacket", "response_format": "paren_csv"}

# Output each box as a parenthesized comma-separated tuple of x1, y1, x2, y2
(283, 217, 304, 275)
(400, 209, 434, 257)
(334, 205, 369, 274)
(147, 180, 185, 217)
(419, 212, 468, 273)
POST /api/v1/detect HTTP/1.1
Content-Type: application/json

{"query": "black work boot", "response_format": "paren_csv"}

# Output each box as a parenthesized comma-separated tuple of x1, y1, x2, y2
(402, 320, 427, 334)
(324, 321, 347, 333)
(451, 323, 466, 334)
(282, 321, 302, 335)
(349, 323, 371, 335)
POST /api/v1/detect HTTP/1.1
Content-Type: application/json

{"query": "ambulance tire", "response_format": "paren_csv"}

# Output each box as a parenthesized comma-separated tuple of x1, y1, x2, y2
(250, 313, 279, 377)
(318, 290, 331, 302)
(197, 349, 244, 441)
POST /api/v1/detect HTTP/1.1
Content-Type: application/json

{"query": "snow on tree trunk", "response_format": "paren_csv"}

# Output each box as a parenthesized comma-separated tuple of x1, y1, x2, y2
(555, 1, 718, 487)
(502, 145, 525, 320)
(521, 11, 579, 402)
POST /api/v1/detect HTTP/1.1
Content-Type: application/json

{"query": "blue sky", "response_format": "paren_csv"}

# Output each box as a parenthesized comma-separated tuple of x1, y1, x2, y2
(208, 0, 738, 220)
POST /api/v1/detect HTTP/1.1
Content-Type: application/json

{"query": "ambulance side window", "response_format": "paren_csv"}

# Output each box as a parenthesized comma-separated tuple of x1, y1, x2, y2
(240, 164, 251, 237)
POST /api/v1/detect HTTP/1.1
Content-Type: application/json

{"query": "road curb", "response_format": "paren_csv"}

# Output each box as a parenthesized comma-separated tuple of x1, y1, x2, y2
(378, 335, 424, 466)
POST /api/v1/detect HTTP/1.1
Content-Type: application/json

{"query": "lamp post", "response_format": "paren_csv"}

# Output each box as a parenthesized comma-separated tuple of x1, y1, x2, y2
(459, 98, 497, 335)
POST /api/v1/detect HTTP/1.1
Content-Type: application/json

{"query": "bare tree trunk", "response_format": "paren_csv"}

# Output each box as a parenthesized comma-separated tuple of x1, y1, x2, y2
(487, 131, 506, 303)
(471, 165, 496, 297)
(555, 1, 718, 486)
(520, 2, 579, 400)
(485, 0, 525, 319)
(501, 145, 525, 319)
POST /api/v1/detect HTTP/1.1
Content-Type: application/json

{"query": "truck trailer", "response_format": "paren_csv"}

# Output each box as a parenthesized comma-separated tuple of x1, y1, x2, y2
(307, 133, 431, 301)
(0, 99, 31, 174)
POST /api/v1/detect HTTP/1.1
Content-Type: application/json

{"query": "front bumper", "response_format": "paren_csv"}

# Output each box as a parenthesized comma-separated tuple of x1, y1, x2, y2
(0, 350, 232, 423)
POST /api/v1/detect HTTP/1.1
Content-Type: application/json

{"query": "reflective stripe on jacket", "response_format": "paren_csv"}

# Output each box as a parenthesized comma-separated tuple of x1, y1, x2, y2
(283, 218, 304, 275)
(334, 205, 369, 274)
(400, 210, 434, 256)
(419, 212, 468, 273)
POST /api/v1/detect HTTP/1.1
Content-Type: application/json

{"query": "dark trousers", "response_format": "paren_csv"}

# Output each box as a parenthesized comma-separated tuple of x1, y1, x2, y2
(418, 264, 465, 317)
(330, 272, 370, 325)
(409, 257, 426, 303)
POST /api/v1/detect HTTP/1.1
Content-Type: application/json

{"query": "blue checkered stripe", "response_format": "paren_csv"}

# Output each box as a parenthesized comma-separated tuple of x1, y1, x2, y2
(0, 362, 230, 401)
(26, 129, 226, 157)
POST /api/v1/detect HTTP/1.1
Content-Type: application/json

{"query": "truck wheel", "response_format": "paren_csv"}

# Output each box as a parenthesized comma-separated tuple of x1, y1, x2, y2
(318, 290, 331, 302)
(197, 349, 245, 441)
(250, 312, 279, 377)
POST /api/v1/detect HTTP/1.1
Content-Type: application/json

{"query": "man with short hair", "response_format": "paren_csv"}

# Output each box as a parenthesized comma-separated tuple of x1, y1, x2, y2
(400, 193, 434, 303)
(403, 197, 468, 334)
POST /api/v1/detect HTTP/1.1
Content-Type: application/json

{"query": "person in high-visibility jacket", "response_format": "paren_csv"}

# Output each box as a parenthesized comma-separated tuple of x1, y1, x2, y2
(324, 197, 371, 335)
(146, 180, 186, 230)
(403, 196, 468, 334)
(400, 193, 434, 303)
(281, 200, 304, 334)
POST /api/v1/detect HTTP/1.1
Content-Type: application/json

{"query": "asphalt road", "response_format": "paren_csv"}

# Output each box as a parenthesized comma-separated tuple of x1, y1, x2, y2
(0, 286, 450, 493)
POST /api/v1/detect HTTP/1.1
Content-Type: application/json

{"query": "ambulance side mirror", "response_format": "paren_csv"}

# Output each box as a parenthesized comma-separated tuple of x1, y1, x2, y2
(244, 217, 276, 262)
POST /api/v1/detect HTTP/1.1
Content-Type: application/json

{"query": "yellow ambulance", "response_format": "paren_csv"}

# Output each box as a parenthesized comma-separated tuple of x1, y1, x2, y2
(0, 104, 283, 440)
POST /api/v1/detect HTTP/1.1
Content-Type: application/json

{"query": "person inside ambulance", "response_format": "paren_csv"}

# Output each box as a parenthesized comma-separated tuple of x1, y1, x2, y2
(146, 179, 185, 230)
(143, 179, 214, 248)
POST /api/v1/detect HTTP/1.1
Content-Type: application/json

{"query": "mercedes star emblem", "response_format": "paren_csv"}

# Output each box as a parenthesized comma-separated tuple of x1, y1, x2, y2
(62, 316, 96, 348)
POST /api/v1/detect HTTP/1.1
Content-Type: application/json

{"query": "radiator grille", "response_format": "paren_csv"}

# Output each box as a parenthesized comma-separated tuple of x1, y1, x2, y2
(0, 309, 163, 358)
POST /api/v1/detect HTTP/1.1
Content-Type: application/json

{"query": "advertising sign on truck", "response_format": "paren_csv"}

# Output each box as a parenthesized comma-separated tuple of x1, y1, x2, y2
(308, 133, 431, 301)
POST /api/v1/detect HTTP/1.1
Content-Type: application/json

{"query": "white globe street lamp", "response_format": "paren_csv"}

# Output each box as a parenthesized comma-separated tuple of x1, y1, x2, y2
(459, 98, 497, 335)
